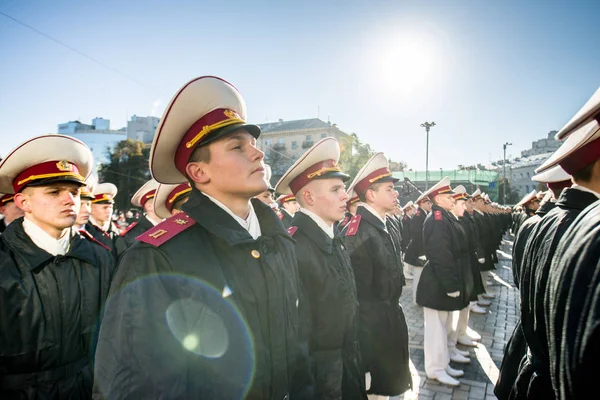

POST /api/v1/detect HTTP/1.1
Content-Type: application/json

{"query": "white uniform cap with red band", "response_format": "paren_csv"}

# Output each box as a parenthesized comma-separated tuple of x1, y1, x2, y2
(150, 76, 260, 184)
(516, 190, 538, 207)
(421, 176, 455, 200)
(275, 137, 350, 196)
(402, 200, 414, 210)
(346, 152, 399, 198)
(0, 134, 93, 194)
(153, 182, 192, 219)
(92, 183, 118, 204)
(131, 179, 160, 208)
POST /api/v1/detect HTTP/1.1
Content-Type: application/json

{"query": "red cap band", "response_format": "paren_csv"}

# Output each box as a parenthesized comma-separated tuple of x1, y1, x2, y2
(13, 160, 84, 193)
(289, 159, 341, 194)
(1, 194, 15, 204)
(429, 185, 453, 199)
(166, 183, 192, 212)
(140, 189, 156, 207)
(354, 167, 393, 195)
(278, 194, 296, 204)
(174, 108, 246, 176)
(547, 179, 572, 192)
(559, 137, 600, 175)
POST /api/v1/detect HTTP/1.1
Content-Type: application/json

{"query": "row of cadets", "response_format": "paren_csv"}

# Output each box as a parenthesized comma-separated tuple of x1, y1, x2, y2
(404, 192, 432, 305)
(92, 76, 314, 399)
(275, 137, 367, 399)
(400, 200, 415, 256)
(495, 164, 572, 400)
(512, 189, 540, 236)
(84, 182, 120, 261)
(337, 191, 359, 232)
(0, 191, 24, 232)
(470, 190, 501, 303)
(416, 177, 475, 387)
(0, 134, 116, 398)
(445, 186, 483, 366)
(506, 86, 600, 399)
(343, 152, 412, 399)
(254, 163, 277, 208)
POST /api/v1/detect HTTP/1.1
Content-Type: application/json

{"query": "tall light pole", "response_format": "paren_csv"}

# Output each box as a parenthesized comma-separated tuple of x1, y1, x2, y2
(420, 121, 436, 190)
(502, 142, 512, 204)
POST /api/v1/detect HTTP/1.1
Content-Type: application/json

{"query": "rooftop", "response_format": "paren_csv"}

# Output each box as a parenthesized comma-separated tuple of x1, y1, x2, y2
(511, 151, 553, 168)
(258, 118, 342, 134)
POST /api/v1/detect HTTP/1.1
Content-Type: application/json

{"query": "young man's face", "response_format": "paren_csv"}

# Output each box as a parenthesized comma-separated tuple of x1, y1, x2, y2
(0, 201, 24, 224)
(202, 130, 267, 198)
(434, 193, 455, 211)
(419, 199, 433, 212)
(282, 200, 300, 214)
(91, 203, 114, 224)
(76, 199, 92, 226)
(368, 182, 398, 213)
(465, 198, 474, 212)
(452, 199, 467, 217)
(301, 178, 348, 225)
(255, 190, 273, 206)
(16, 182, 81, 234)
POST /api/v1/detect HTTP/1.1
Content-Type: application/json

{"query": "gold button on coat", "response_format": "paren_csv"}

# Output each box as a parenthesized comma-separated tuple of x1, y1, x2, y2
(250, 250, 261, 259)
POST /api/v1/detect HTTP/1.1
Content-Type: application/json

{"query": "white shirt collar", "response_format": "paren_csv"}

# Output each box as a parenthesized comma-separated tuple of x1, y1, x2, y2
(203, 193, 262, 240)
(571, 184, 600, 199)
(23, 217, 71, 256)
(358, 202, 388, 228)
(145, 214, 163, 226)
(89, 216, 111, 232)
(298, 208, 334, 239)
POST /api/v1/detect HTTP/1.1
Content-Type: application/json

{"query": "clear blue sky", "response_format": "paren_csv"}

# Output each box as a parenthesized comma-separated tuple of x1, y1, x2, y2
(0, 0, 598, 170)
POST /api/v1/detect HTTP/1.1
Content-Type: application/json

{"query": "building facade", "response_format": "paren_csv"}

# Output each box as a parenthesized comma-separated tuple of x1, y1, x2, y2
(127, 115, 159, 144)
(520, 130, 560, 157)
(508, 152, 553, 197)
(257, 118, 351, 176)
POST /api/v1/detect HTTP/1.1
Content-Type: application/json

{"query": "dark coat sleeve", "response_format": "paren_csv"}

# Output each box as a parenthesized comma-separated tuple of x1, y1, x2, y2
(423, 215, 460, 294)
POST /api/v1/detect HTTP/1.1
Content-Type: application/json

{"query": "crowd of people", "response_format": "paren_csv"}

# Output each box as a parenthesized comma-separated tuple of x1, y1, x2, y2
(0, 76, 598, 400)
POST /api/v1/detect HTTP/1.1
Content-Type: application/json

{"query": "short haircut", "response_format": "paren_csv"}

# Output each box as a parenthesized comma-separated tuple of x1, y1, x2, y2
(186, 145, 212, 186)
(358, 182, 384, 203)
(571, 159, 598, 183)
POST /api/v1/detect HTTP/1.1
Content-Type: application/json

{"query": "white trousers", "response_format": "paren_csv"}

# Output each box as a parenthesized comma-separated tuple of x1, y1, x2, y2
(409, 264, 423, 305)
(446, 309, 460, 355)
(456, 306, 470, 337)
(423, 307, 453, 377)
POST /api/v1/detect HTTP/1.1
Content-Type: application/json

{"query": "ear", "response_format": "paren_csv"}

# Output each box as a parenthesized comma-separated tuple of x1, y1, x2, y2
(301, 189, 314, 207)
(365, 188, 376, 203)
(185, 161, 211, 185)
(13, 192, 31, 213)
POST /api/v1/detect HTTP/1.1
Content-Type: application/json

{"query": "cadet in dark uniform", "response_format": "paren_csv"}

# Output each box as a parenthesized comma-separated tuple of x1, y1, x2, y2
(255, 163, 276, 206)
(276, 137, 366, 399)
(277, 193, 299, 228)
(116, 179, 162, 253)
(0, 134, 115, 399)
(405, 194, 432, 305)
(494, 166, 570, 400)
(417, 177, 472, 387)
(88, 182, 120, 261)
(0, 192, 23, 233)
(343, 152, 412, 399)
(517, 88, 600, 400)
(93, 76, 312, 399)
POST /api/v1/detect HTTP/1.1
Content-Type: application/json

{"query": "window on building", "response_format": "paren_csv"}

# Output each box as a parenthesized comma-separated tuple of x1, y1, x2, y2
(321, 133, 327, 139)
(292, 141, 297, 149)
(526, 172, 530, 178)
(306, 135, 312, 142)
(278, 137, 285, 144)
(525, 185, 529, 192)
(265, 139, 271, 146)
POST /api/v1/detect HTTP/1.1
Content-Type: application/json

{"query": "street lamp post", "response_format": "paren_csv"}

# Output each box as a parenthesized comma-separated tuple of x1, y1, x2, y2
(502, 142, 512, 204)
(420, 121, 436, 190)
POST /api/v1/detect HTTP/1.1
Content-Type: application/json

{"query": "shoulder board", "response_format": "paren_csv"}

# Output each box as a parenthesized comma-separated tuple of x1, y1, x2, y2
(279, 213, 284, 220)
(345, 214, 362, 237)
(137, 213, 196, 247)
(434, 210, 443, 221)
(340, 216, 351, 227)
(287, 226, 298, 236)
(79, 230, 111, 251)
(416, 210, 421, 216)
(403, 215, 409, 221)
(119, 221, 138, 237)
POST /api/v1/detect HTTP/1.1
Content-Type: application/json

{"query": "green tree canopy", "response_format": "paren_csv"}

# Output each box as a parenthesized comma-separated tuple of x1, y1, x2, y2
(98, 139, 150, 212)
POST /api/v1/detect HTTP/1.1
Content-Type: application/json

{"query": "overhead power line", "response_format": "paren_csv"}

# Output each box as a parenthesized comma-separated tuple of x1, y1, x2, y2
(0, 10, 149, 88)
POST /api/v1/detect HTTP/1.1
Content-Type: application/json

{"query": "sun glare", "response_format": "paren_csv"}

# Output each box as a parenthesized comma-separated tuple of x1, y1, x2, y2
(377, 38, 435, 95)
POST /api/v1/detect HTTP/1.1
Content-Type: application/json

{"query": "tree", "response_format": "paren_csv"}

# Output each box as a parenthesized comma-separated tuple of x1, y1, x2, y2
(264, 145, 294, 186)
(498, 178, 520, 205)
(99, 139, 151, 212)
(338, 133, 377, 182)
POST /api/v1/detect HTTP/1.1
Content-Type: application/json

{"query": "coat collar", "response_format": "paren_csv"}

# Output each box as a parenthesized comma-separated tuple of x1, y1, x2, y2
(2, 218, 100, 270)
(292, 212, 334, 253)
(356, 205, 387, 232)
(556, 187, 600, 211)
(181, 188, 292, 246)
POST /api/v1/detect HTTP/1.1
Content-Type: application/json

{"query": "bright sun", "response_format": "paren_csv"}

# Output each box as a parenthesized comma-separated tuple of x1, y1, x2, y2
(376, 38, 435, 95)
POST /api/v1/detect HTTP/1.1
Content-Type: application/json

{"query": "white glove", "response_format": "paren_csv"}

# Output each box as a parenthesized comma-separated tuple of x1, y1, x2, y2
(447, 291, 460, 298)
(418, 255, 427, 262)
(478, 258, 485, 264)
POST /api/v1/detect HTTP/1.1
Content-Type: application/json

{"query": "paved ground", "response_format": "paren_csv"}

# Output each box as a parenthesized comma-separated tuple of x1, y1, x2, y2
(392, 235, 518, 400)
